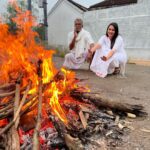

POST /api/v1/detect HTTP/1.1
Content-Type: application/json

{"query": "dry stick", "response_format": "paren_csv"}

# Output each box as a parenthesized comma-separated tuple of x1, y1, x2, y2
(0, 104, 13, 113)
(14, 82, 31, 121)
(0, 86, 26, 98)
(2, 97, 38, 131)
(4, 77, 22, 150)
(0, 99, 13, 107)
(21, 96, 38, 113)
(14, 77, 21, 128)
(0, 82, 31, 135)
(0, 83, 36, 119)
(33, 60, 43, 150)
(11, 76, 22, 149)
(0, 90, 16, 98)
(0, 94, 38, 120)
(0, 108, 13, 120)
(0, 71, 60, 119)
(0, 83, 15, 91)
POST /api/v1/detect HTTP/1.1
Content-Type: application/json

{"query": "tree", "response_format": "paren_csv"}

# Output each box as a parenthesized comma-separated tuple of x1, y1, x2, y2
(4, 0, 45, 40)
(5, 0, 27, 34)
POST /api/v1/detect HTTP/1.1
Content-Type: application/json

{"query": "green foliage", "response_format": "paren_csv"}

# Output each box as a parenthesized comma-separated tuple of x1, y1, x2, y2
(33, 24, 45, 41)
(5, 0, 27, 34)
(5, 0, 39, 34)
(4, 0, 43, 43)
(6, 4, 17, 34)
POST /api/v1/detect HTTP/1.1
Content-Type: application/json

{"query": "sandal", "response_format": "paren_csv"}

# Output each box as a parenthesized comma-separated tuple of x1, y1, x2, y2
(113, 67, 120, 75)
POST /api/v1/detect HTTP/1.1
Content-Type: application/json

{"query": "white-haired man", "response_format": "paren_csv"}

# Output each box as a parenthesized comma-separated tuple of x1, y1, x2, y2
(63, 18, 94, 69)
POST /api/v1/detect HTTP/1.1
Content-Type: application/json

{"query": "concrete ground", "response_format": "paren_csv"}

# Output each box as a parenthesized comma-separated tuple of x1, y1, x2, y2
(53, 56, 150, 150)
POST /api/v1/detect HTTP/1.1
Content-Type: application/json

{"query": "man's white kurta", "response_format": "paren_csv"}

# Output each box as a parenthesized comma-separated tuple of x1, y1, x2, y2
(63, 29, 94, 69)
(90, 35, 127, 77)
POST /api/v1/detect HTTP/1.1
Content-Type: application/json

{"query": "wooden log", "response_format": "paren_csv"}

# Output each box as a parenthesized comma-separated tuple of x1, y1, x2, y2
(33, 60, 43, 150)
(21, 97, 38, 116)
(71, 92, 147, 117)
(0, 86, 26, 98)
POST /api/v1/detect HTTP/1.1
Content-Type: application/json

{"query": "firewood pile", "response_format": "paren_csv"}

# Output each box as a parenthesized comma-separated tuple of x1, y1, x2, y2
(0, 1, 147, 149)
(0, 66, 147, 149)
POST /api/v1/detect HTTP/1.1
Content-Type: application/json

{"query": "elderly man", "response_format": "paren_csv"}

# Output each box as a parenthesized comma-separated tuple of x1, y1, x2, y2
(63, 18, 94, 69)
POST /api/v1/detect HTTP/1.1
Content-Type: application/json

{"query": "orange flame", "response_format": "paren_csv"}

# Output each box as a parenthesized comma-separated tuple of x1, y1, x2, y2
(0, 1, 90, 127)
(49, 82, 68, 124)
(0, 2, 68, 125)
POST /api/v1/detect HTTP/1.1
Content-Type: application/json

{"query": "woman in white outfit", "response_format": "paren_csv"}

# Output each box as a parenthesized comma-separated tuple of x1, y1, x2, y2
(89, 22, 127, 78)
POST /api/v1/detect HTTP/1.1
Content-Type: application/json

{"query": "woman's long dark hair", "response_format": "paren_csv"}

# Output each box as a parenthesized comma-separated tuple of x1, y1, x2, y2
(106, 22, 119, 49)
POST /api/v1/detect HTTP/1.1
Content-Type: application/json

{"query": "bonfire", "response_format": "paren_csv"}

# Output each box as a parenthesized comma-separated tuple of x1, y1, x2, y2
(0, 1, 147, 150)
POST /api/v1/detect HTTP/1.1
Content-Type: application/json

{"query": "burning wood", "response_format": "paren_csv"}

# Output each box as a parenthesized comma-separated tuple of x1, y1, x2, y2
(3, 76, 22, 150)
(33, 60, 43, 149)
(0, 1, 147, 150)
(0, 81, 31, 135)
(0, 72, 147, 149)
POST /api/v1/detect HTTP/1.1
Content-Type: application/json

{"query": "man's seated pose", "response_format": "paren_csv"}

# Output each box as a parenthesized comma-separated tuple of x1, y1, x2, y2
(63, 18, 94, 69)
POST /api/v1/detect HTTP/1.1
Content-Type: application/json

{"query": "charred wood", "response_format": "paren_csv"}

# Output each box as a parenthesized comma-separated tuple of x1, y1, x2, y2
(71, 92, 147, 117)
